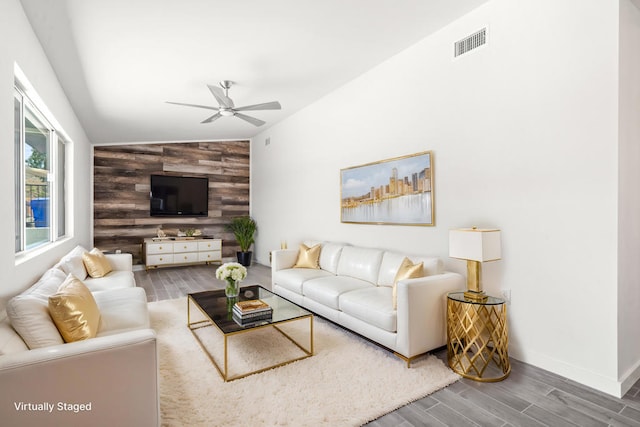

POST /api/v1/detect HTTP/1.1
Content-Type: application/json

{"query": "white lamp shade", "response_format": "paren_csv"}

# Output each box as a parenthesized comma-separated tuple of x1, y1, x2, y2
(449, 228, 501, 262)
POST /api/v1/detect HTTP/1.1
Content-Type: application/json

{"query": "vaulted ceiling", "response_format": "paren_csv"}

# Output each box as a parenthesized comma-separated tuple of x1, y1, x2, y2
(20, 0, 489, 144)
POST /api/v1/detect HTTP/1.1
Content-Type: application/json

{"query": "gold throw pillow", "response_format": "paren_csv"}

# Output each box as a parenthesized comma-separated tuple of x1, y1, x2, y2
(392, 257, 424, 309)
(82, 248, 113, 278)
(48, 274, 101, 343)
(293, 244, 322, 269)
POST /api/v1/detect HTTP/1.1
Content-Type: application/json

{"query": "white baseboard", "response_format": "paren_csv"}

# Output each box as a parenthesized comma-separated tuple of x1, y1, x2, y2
(509, 343, 625, 398)
(620, 357, 640, 397)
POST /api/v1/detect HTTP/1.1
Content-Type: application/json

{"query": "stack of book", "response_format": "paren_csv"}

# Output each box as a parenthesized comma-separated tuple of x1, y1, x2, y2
(232, 299, 273, 326)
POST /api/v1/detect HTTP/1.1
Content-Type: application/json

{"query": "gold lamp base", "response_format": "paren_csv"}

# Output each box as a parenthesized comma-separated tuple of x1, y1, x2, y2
(464, 260, 488, 302)
(463, 290, 488, 302)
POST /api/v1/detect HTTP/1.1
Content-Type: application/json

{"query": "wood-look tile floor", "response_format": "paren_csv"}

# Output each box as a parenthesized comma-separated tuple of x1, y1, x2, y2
(135, 263, 640, 427)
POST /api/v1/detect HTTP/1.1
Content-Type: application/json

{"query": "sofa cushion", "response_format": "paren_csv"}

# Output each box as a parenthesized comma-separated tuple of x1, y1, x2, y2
(378, 252, 443, 286)
(293, 244, 321, 269)
(273, 268, 334, 294)
(22, 268, 67, 296)
(303, 276, 373, 310)
(336, 246, 384, 284)
(94, 287, 150, 336)
(6, 269, 67, 349)
(57, 245, 89, 281)
(339, 287, 397, 333)
(6, 293, 64, 349)
(84, 270, 136, 292)
(319, 243, 345, 274)
(48, 275, 101, 343)
(378, 252, 409, 287)
(83, 248, 113, 278)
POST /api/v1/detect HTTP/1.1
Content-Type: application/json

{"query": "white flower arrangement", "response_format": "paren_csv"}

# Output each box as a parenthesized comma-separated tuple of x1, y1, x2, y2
(216, 262, 247, 283)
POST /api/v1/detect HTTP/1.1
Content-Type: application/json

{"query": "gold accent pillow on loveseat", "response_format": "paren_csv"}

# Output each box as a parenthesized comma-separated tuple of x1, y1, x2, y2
(49, 274, 101, 343)
(82, 248, 113, 278)
(392, 258, 424, 309)
(293, 244, 322, 269)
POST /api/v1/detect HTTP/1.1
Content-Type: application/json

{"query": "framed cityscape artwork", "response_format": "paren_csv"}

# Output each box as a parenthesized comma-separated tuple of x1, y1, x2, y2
(340, 151, 434, 226)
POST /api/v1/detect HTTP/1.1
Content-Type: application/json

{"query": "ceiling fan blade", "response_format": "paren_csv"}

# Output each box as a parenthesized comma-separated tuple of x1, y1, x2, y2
(207, 84, 234, 109)
(234, 113, 266, 127)
(201, 112, 222, 124)
(166, 101, 218, 111)
(234, 101, 281, 112)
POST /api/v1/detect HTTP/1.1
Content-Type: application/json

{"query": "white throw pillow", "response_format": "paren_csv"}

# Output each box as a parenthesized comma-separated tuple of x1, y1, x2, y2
(6, 294, 64, 349)
(58, 245, 89, 280)
(22, 268, 67, 297)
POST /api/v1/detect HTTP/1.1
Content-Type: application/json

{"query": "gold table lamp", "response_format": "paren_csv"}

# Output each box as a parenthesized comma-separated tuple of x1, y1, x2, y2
(449, 227, 501, 301)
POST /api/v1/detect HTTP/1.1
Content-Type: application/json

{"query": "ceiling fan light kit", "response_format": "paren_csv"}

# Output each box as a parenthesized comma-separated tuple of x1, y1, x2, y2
(167, 81, 281, 127)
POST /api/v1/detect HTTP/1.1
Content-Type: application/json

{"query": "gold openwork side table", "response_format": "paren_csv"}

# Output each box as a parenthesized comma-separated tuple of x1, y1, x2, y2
(447, 292, 510, 382)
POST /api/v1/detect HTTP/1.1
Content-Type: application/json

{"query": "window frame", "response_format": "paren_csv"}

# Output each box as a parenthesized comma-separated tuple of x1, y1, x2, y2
(14, 80, 70, 256)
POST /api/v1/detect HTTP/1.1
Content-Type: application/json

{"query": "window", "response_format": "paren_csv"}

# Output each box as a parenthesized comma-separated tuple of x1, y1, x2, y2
(14, 82, 68, 254)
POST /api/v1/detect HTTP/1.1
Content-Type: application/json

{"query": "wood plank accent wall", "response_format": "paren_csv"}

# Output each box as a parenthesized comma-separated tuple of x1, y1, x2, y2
(93, 141, 250, 264)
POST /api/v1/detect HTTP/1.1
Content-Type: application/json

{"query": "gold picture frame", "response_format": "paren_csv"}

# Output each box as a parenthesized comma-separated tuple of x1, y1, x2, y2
(340, 151, 434, 226)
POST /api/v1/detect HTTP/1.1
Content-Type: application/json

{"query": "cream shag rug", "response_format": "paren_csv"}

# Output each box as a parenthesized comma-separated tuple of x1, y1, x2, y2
(150, 297, 459, 427)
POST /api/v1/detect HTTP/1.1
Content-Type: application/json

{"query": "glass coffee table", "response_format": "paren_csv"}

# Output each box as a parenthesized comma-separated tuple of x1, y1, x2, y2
(187, 285, 314, 382)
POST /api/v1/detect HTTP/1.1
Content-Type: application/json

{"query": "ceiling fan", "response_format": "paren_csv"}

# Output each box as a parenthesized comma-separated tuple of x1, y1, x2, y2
(166, 80, 281, 127)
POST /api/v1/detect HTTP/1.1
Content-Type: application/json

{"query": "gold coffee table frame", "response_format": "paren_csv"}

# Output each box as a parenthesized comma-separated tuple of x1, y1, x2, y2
(446, 292, 510, 382)
(187, 286, 314, 382)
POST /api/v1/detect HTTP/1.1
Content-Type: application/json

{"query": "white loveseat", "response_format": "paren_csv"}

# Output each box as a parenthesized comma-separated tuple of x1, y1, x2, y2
(272, 242, 464, 366)
(0, 246, 159, 427)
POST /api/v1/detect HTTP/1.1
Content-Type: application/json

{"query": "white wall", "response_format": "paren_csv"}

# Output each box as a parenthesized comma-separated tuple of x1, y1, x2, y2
(252, 0, 633, 395)
(0, 0, 92, 308)
(618, 0, 640, 393)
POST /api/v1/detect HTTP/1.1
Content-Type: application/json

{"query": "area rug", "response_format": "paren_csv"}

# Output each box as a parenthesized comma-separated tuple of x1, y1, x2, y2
(149, 297, 459, 427)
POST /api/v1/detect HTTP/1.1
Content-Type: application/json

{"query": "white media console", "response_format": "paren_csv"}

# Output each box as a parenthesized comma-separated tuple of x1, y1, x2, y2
(143, 237, 222, 270)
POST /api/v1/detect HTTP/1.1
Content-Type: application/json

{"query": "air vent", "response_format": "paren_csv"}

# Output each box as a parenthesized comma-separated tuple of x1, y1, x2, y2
(454, 28, 487, 57)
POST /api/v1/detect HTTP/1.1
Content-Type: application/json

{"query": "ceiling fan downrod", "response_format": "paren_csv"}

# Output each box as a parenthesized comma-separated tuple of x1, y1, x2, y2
(220, 80, 233, 97)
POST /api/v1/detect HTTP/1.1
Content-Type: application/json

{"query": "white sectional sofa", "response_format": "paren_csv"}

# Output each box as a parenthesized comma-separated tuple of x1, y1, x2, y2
(0, 246, 159, 427)
(272, 242, 465, 366)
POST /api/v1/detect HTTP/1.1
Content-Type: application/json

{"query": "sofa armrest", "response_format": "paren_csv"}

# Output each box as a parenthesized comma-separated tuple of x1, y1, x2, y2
(105, 253, 133, 272)
(395, 272, 464, 358)
(271, 249, 298, 272)
(0, 329, 159, 426)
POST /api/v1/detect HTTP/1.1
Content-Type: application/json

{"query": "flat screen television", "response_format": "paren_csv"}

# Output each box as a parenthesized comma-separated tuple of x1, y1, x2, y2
(150, 175, 209, 217)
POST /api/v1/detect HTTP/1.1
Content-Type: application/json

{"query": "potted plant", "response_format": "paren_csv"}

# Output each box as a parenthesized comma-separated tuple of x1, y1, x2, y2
(226, 216, 257, 267)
